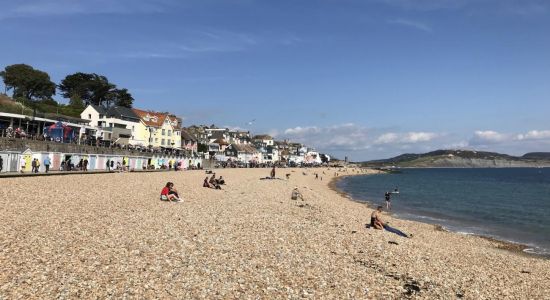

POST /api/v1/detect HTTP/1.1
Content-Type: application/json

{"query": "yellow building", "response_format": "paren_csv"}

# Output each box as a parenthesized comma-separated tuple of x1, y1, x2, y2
(132, 109, 182, 149)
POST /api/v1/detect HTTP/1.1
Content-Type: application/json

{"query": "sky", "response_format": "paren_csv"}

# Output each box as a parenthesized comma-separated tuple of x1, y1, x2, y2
(0, 0, 549, 161)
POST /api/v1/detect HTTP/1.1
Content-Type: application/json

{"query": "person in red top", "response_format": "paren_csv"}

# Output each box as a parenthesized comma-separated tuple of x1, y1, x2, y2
(160, 182, 182, 202)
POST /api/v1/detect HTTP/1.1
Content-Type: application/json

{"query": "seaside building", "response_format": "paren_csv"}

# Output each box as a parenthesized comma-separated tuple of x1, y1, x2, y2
(181, 129, 198, 155)
(252, 134, 274, 147)
(225, 143, 261, 163)
(227, 130, 251, 145)
(132, 109, 182, 150)
(80, 105, 143, 146)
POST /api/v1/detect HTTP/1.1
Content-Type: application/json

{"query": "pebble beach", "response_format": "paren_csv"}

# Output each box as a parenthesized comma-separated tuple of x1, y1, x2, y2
(1, 168, 549, 299)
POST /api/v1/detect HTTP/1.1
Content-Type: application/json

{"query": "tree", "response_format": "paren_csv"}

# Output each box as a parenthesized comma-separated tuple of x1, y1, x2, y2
(59, 72, 111, 107)
(107, 88, 134, 108)
(197, 143, 208, 153)
(58, 72, 133, 108)
(0, 64, 56, 101)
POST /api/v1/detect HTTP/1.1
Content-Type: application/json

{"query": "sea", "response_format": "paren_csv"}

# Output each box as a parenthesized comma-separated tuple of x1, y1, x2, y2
(336, 168, 550, 256)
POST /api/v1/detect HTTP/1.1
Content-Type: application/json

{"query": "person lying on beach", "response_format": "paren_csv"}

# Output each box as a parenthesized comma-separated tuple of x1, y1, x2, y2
(160, 182, 182, 202)
(291, 187, 304, 201)
(371, 206, 410, 238)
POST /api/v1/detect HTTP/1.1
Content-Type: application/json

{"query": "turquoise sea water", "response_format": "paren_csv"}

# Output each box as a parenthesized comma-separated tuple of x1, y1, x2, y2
(336, 168, 550, 256)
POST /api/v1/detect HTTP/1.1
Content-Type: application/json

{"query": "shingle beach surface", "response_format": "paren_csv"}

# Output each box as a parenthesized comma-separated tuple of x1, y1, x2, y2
(1, 168, 549, 299)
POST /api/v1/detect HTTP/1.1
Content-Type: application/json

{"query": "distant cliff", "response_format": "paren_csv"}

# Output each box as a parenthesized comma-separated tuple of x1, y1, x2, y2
(362, 150, 550, 168)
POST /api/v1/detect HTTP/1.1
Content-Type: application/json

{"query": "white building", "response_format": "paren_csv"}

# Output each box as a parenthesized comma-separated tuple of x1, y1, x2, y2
(80, 105, 144, 146)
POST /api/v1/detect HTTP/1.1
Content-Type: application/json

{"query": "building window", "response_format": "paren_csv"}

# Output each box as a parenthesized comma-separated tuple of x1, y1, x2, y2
(149, 138, 153, 143)
(88, 114, 91, 119)
(161, 139, 165, 145)
(168, 130, 172, 136)
(155, 138, 158, 142)
(162, 129, 165, 135)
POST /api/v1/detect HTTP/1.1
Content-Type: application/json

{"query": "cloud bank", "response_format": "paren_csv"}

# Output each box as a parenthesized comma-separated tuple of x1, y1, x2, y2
(273, 124, 550, 161)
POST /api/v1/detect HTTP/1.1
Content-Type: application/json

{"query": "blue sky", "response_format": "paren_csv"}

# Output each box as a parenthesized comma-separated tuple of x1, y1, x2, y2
(1, 0, 549, 160)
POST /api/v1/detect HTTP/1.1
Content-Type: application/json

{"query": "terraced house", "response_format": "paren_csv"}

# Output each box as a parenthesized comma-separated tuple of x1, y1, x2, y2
(132, 109, 182, 150)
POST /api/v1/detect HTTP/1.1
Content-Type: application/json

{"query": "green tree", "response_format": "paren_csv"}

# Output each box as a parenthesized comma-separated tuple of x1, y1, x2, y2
(59, 72, 112, 107)
(197, 143, 208, 153)
(111, 88, 134, 108)
(58, 72, 133, 108)
(0, 64, 56, 101)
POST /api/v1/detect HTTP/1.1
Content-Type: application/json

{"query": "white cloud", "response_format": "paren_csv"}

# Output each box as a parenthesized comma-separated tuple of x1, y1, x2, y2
(470, 130, 510, 144)
(374, 132, 398, 144)
(0, 0, 175, 19)
(470, 129, 550, 146)
(517, 130, 550, 141)
(278, 125, 550, 160)
(387, 19, 433, 32)
(374, 131, 438, 144)
(281, 124, 441, 158)
(282, 123, 370, 151)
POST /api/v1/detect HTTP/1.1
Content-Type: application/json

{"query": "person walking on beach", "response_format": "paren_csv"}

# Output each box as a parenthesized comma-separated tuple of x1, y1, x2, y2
(106, 159, 110, 171)
(0, 156, 3, 172)
(35, 158, 40, 173)
(44, 156, 51, 173)
(270, 166, 276, 178)
(20, 157, 26, 173)
(83, 159, 88, 171)
(385, 191, 392, 210)
(31, 158, 37, 173)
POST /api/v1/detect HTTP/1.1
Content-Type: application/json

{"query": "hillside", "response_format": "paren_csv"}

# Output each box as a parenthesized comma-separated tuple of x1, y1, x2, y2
(0, 94, 81, 118)
(362, 150, 550, 168)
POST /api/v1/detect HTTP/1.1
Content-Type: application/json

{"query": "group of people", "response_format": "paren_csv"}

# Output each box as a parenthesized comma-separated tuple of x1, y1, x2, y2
(203, 173, 225, 189)
(160, 173, 227, 203)
(18, 157, 52, 173)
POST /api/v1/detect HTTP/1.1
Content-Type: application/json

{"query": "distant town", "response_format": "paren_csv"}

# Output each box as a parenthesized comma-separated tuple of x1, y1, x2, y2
(1, 96, 333, 173)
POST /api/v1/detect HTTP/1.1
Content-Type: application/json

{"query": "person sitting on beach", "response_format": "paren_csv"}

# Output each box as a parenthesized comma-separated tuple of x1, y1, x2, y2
(371, 206, 385, 229)
(291, 187, 304, 201)
(218, 176, 225, 185)
(209, 174, 217, 185)
(203, 177, 210, 188)
(370, 206, 410, 238)
(160, 182, 182, 202)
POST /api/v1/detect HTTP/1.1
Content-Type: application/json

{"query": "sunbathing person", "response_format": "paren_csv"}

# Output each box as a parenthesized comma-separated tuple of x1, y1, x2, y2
(371, 206, 410, 238)
(160, 182, 182, 202)
(217, 176, 225, 185)
(291, 187, 304, 201)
